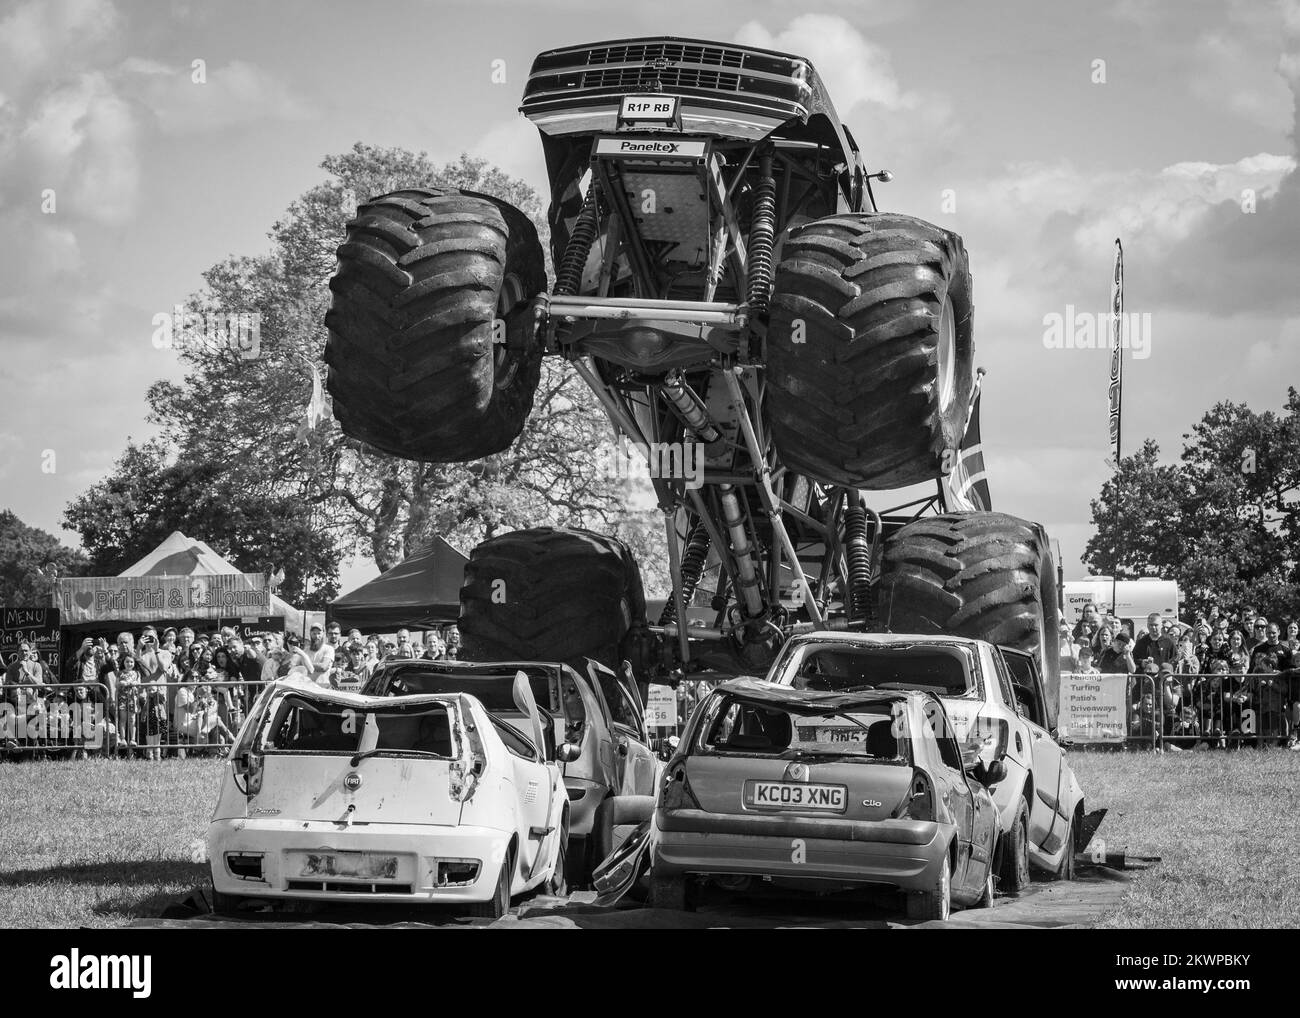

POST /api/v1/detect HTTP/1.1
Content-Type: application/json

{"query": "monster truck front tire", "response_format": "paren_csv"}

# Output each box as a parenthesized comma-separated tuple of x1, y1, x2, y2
(876, 513, 1061, 701)
(459, 527, 647, 675)
(324, 187, 546, 461)
(768, 213, 975, 489)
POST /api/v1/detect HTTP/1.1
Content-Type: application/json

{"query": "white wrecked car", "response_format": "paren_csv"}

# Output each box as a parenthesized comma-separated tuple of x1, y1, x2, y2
(206, 674, 575, 918)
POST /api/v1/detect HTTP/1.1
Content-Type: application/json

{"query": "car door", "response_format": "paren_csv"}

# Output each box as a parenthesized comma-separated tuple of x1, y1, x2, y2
(585, 660, 654, 794)
(485, 711, 554, 882)
(999, 648, 1064, 849)
(923, 701, 977, 893)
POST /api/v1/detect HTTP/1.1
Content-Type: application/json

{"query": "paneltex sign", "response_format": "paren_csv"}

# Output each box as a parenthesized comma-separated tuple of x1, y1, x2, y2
(55, 574, 270, 623)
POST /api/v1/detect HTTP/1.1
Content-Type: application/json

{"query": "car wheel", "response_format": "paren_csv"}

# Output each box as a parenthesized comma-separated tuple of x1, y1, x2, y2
(649, 872, 694, 912)
(1000, 798, 1031, 893)
(906, 855, 951, 921)
(468, 850, 513, 919)
(976, 869, 995, 909)
(1055, 812, 1076, 881)
(545, 817, 569, 897)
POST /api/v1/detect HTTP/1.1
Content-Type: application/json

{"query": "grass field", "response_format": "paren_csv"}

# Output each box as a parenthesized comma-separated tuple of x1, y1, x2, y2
(2, 750, 1299, 927)
(1072, 748, 1300, 928)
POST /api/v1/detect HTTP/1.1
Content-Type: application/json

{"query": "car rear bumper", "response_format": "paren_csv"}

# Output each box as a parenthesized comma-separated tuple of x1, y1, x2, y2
(207, 818, 509, 905)
(652, 809, 950, 890)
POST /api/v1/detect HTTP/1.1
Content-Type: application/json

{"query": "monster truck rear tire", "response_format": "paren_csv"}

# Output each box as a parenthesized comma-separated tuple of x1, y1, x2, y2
(768, 213, 975, 489)
(876, 513, 1061, 707)
(459, 527, 647, 675)
(324, 187, 546, 461)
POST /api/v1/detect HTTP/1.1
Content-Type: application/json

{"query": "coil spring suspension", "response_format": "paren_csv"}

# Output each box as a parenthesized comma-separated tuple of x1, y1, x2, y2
(660, 523, 711, 625)
(746, 170, 777, 315)
(844, 503, 873, 621)
(554, 187, 599, 297)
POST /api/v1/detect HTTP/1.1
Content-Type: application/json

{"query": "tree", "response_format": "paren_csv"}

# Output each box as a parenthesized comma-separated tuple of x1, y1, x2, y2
(62, 441, 342, 607)
(1084, 392, 1300, 621)
(0, 510, 89, 605)
(72, 144, 669, 596)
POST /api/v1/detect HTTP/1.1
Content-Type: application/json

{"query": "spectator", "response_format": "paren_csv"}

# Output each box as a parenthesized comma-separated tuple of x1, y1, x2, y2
(335, 642, 370, 690)
(1283, 620, 1300, 656)
(1225, 630, 1250, 674)
(364, 639, 380, 670)
(390, 629, 415, 660)
(443, 626, 461, 661)
(1203, 630, 1228, 669)
(308, 624, 335, 686)
(69, 639, 98, 686)
(1247, 616, 1270, 653)
(1157, 663, 1183, 743)
(1134, 613, 1174, 668)
(1130, 687, 1160, 746)
(1098, 631, 1136, 674)
(1072, 604, 1101, 644)
(422, 631, 446, 661)
(1093, 619, 1117, 658)
(1173, 635, 1200, 675)
(161, 627, 178, 654)
(226, 636, 262, 715)
(211, 647, 246, 736)
(178, 627, 195, 656)
(114, 653, 143, 754)
(326, 622, 343, 649)
(347, 628, 363, 645)
(1190, 660, 1231, 749)
(1075, 644, 1099, 674)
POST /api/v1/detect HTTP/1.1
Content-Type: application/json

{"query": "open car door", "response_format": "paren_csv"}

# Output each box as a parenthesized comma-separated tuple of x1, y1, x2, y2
(999, 647, 1064, 850)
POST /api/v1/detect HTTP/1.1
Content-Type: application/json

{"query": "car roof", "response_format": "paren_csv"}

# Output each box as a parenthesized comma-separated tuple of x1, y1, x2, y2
(786, 631, 990, 651)
(714, 677, 932, 714)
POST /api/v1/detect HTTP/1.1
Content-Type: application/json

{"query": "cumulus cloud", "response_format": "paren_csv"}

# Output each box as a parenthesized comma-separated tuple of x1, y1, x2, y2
(0, 0, 121, 91)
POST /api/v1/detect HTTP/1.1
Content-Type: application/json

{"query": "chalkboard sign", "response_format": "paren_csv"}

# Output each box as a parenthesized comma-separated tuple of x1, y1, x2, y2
(1, 607, 61, 672)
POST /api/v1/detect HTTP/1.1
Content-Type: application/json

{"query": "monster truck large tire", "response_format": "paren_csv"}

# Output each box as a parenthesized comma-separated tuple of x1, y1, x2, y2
(768, 213, 975, 489)
(324, 187, 546, 461)
(459, 527, 647, 675)
(877, 513, 1061, 714)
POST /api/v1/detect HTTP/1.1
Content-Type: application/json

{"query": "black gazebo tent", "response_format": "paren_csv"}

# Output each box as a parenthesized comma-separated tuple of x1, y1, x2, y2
(327, 537, 468, 632)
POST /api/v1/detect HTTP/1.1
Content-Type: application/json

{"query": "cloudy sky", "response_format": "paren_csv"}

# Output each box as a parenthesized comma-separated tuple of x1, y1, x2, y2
(1, 0, 1297, 592)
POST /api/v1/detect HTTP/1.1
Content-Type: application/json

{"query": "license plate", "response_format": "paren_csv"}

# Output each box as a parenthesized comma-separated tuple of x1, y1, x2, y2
(817, 727, 865, 744)
(299, 851, 398, 879)
(744, 780, 846, 813)
(620, 95, 678, 122)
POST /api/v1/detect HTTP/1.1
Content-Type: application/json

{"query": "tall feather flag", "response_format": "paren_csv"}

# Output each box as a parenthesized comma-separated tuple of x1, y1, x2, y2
(944, 370, 992, 511)
(1108, 239, 1124, 465)
(296, 362, 328, 442)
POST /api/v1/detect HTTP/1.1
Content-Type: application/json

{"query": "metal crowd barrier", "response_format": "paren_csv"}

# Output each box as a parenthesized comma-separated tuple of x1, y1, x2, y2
(0, 679, 265, 761)
(1, 682, 114, 758)
(1124, 671, 1288, 750)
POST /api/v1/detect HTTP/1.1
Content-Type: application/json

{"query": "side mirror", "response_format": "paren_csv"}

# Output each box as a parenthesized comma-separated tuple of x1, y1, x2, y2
(981, 759, 1007, 785)
(557, 743, 581, 764)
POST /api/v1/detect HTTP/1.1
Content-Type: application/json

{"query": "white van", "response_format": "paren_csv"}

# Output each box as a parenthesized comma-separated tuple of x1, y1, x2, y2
(1062, 577, 1181, 634)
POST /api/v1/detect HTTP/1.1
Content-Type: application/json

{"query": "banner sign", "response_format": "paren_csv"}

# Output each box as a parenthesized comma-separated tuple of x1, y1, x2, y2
(1058, 672, 1128, 743)
(54, 574, 269, 624)
(645, 684, 679, 727)
(218, 616, 285, 642)
(0, 607, 61, 671)
(1107, 239, 1124, 465)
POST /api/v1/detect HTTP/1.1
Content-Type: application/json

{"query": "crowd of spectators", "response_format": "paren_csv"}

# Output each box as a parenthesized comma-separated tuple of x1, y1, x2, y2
(1062, 602, 1300, 749)
(0, 619, 464, 761)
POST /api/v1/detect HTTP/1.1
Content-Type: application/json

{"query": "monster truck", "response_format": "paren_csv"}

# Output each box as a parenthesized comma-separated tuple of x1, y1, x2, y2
(323, 36, 1062, 697)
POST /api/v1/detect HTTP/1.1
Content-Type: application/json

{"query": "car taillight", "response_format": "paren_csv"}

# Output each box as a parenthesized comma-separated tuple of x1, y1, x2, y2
(903, 770, 933, 821)
(660, 763, 700, 812)
(234, 752, 263, 798)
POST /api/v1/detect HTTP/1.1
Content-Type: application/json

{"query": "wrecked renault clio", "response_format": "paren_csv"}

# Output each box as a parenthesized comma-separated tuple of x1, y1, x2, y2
(645, 680, 1002, 920)
(206, 676, 573, 918)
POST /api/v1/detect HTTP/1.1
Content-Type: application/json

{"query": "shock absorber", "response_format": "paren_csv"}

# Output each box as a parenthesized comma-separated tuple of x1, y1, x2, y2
(844, 501, 873, 622)
(554, 186, 599, 296)
(746, 153, 777, 316)
(659, 522, 711, 625)
(662, 371, 720, 445)
(719, 484, 764, 619)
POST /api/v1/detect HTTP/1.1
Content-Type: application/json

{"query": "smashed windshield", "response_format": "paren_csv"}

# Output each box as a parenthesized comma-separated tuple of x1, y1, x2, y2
(257, 694, 456, 758)
(700, 697, 909, 762)
(779, 644, 976, 698)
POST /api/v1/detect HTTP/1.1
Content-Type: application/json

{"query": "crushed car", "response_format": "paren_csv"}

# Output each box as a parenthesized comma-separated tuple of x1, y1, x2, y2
(768, 632, 1086, 886)
(361, 657, 660, 884)
(206, 675, 572, 918)
(639, 678, 1001, 920)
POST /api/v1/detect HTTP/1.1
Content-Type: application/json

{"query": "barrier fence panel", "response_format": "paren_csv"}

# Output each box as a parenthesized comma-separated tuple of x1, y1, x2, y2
(1, 680, 265, 760)
(1061, 671, 1286, 750)
(1, 683, 114, 758)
